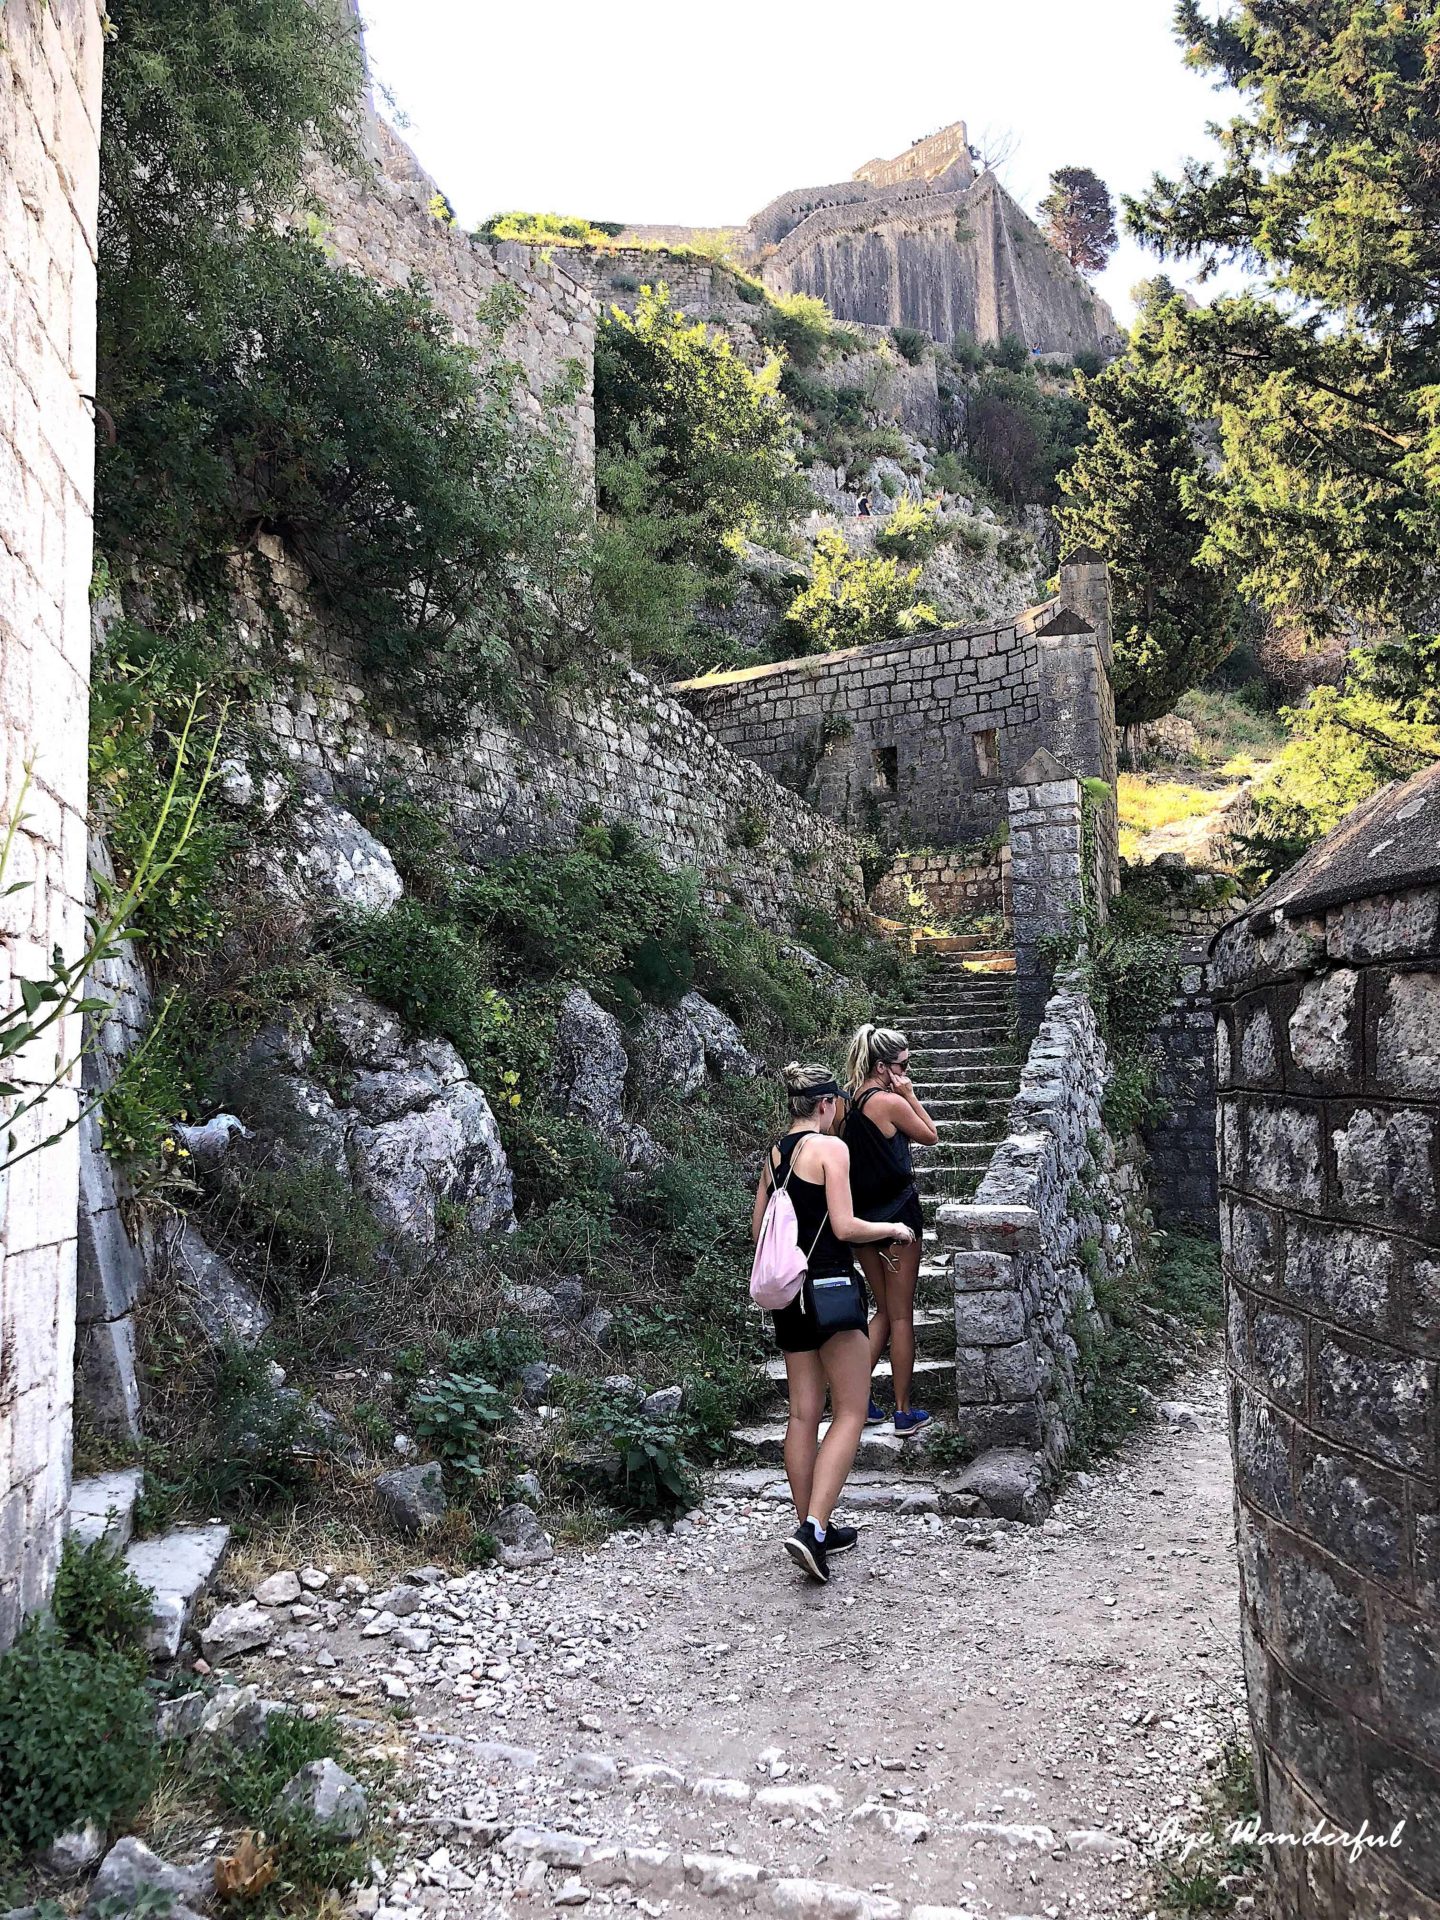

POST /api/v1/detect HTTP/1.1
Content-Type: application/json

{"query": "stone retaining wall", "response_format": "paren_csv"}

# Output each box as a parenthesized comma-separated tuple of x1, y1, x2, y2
(937, 977, 1137, 1465)
(0, 0, 106, 1645)
(676, 560, 1115, 859)
(309, 116, 597, 475)
(873, 845, 1010, 931)
(1212, 762, 1440, 1920)
(243, 545, 867, 931)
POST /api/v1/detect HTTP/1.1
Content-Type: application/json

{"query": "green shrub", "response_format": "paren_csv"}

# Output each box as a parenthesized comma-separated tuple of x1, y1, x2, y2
(769, 292, 836, 368)
(479, 210, 624, 245)
(51, 1537, 153, 1661)
(873, 495, 948, 563)
(332, 901, 511, 1070)
(785, 532, 938, 654)
(0, 1626, 157, 1857)
(929, 450, 971, 493)
(577, 1394, 697, 1518)
(950, 330, 986, 372)
(408, 1374, 508, 1481)
(986, 333, 1031, 371)
(891, 326, 929, 365)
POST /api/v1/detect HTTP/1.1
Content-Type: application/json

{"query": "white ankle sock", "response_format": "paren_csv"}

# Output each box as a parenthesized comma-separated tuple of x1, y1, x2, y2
(806, 1516, 826, 1543)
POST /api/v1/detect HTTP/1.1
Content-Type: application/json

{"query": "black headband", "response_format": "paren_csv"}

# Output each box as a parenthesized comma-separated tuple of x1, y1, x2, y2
(794, 1078, 842, 1098)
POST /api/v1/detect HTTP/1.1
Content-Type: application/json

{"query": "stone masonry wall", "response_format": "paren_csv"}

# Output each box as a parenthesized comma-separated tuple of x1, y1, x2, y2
(243, 546, 867, 931)
(1212, 761, 1440, 1920)
(309, 117, 598, 475)
(676, 561, 1116, 859)
(1144, 939, 1219, 1235)
(0, 0, 105, 1644)
(872, 845, 1011, 933)
(762, 173, 1121, 356)
(937, 977, 1137, 1467)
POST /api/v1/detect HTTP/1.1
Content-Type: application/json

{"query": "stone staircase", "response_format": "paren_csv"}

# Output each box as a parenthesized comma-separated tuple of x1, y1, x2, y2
(725, 955, 1021, 1491)
(68, 1467, 230, 1659)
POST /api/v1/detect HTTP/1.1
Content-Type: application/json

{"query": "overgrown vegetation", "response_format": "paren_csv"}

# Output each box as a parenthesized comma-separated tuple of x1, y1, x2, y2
(0, 1541, 158, 1861)
(783, 531, 938, 654)
(1071, 1231, 1223, 1460)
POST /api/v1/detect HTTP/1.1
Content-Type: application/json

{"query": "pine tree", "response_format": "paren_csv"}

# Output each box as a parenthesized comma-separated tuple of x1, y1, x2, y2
(1056, 360, 1239, 726)
(1126, 0, 1440, 640)
(1039, 168, 1118, 274)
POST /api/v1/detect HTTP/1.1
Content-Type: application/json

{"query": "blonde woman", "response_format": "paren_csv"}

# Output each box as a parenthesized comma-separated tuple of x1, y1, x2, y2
(842, 1025, 938, 1434)
(750, 1063, 916, 1583)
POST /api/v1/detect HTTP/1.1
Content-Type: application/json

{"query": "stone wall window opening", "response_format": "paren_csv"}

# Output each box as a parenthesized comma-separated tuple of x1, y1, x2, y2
(872, 744, 899, 793)
(973, 726, 999, 780)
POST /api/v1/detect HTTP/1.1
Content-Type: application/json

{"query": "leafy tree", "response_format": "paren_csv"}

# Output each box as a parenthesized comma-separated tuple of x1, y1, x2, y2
(99, 0, 364, 390)
(1039, 167, 1118, 273)
(1057, 360, 1240, 723)
(1125, 0, 1440, 641)
(1238, 641, 1440, 886)
(784, 532, 937, 654)
(596, 284, 809, 563)
(965, 368, 1088, 505)
(98, 231, 588, 724)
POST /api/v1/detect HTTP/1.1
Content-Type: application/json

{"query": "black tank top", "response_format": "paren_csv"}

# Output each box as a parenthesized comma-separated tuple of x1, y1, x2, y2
(768, 1132, 854, 1278)
(843, 1088, 915, 1211)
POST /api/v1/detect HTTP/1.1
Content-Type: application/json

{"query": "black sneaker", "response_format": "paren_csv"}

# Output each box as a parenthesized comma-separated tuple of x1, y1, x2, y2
(783, 1521, 830, 1583)
(825, 1523, 859, 1555)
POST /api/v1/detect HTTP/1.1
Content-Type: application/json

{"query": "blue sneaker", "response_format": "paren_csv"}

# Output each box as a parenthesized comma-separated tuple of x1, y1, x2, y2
(865, 1398, 888, 1426)
(894, 1408, 932, 1437)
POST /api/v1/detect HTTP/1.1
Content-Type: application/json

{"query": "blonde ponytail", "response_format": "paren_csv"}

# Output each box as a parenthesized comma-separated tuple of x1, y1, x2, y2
(845, 1024, 909, 1094)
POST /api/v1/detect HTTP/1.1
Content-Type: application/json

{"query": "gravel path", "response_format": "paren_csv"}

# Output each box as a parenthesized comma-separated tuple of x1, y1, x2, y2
(238, 1358, 1244, 1919)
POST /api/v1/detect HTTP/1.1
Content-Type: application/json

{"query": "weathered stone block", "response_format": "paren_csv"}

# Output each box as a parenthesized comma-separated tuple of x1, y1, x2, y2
(1289, 968, 1359, 1082)
(1313, 1334, 1431, 1475)
(1332, 1105, 1437, 1217)
(1297, 1449, 1406, 1587)
(1248, 1308, 1307, 1412)
(954, 1290, 1027, 1346)
(1377, 969, 1440, 1095)
(1245, 1101, 1323, 1204)
(1284, 1219, 1396, 1331)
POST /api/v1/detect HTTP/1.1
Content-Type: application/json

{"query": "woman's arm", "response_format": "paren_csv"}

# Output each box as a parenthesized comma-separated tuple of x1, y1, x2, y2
(870, 1083, 939, 1147)
(820, 1138, 916, 1246)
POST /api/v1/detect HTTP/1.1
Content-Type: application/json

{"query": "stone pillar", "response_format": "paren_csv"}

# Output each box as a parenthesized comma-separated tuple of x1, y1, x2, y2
(1008, 749, 1083, 1034)
(1211, 762, 1440, 1920)
(0, 0, 107, 1645)
(1143, 938, 1219, 1234)
(1038, 555, 1119, 909)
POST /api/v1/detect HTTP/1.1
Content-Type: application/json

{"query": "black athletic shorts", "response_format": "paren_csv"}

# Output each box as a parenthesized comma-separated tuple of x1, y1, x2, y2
(772, 1271, 871, 1354)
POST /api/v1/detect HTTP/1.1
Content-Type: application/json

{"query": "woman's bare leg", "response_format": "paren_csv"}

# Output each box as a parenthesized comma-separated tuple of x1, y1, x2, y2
(782, 1351, 826, 1524)
(857, 1243, 891, 1373)
(808, 1331, 872, 1527)
(887, 1237, 923, 1413)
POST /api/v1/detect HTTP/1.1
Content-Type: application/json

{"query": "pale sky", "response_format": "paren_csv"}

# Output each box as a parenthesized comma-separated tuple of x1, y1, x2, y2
(358, 0, 1240, 327)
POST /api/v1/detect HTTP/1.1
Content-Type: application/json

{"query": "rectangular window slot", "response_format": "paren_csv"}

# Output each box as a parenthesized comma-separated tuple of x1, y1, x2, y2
(872, 745, 899, 792)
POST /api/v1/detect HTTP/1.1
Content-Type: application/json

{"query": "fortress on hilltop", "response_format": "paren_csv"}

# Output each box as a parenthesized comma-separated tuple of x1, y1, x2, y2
(619, 121, 1120, 358)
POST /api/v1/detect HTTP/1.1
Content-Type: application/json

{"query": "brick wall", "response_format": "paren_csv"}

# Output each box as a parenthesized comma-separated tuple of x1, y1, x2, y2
(873, 844, 1011, 931)
(0, 0, 105, 1644)
(1212, 763, 1440, 1920)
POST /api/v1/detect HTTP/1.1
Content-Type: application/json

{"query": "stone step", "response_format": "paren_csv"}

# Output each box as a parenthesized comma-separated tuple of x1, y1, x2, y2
(498, 1819, 987, 1915)
(712, 1466, 986, 1518)
(730, 1420, 947, 1472)
(762, 1353, 955, 1395)
(68, 1467, 144, 1550)
(124, 1524, 231, 1660)
(923, 1095, 1013, 1115)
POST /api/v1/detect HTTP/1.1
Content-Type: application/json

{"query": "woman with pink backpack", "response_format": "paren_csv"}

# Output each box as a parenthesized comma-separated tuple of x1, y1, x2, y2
(749, 1062, 917, 1583)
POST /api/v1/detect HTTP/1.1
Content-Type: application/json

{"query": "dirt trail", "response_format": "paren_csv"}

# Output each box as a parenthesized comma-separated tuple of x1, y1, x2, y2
(247, 1357, 1245, 1919)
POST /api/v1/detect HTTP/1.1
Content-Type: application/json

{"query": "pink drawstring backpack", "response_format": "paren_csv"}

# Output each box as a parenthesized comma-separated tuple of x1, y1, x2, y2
(749, 1148, 826, 1311)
